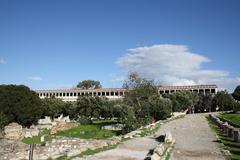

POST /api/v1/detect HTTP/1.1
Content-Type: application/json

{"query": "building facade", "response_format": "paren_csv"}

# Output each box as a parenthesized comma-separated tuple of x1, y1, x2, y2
(35, 84, 218, 102)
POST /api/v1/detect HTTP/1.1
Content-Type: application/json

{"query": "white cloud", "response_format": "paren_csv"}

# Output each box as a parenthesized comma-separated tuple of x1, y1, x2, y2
(28, 76, 42, 81)
(116, 44, 240, 90)
(0, 59, 6, 64)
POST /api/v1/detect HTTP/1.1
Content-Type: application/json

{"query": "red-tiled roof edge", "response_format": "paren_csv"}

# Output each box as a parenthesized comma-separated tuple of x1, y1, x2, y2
(159, 84, 217, 90)
(34, 84, 217, 92)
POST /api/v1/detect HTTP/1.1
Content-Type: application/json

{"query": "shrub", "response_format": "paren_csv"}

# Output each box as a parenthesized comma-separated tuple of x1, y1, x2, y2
(78, 116, 92, 125)
(233, 101, 240, 113)
(0, 85, 42, 127)
(0, 112, 9, 129)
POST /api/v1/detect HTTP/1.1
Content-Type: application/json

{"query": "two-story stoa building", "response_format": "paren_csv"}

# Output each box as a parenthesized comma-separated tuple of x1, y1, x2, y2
(35, 84, 217, 102)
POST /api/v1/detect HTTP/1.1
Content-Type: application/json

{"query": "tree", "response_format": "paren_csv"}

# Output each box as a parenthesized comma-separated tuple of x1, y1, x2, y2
(194, 93, 213, 113)
(61, 102, 78, 120)
(76, 96, 103, 119)
(41, 97, 65, 119)
(77, 80, 102, 89)
(164, 91, 194, 112)
(123, 72, 172, 127)
(118, 104, 139, 134)
(233, 85, 240, 101)
(0, 112, 8, 129)
(0, 85, 42, 127)
(212, 91, 234, 111)
(123, 73, 160, 123)
(233, 101, 240, 113)
(149, 95, 172, 120)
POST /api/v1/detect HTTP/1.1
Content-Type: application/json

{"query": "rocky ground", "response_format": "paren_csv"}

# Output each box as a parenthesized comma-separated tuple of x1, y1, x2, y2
(78, 114, 225, 160)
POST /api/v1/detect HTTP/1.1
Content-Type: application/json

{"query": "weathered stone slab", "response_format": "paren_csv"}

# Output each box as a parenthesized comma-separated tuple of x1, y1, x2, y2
(4, 123, 22, 140)
(50, 122, 79, 135)
(165, 132, 173, 144)
(154, 143, 165, 156)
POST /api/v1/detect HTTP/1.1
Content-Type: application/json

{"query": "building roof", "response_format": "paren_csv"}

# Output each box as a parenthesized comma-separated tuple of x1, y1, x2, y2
(159, 84, 217, 90)
(34, 84, 217, 93)
(35, 88, 127, 93)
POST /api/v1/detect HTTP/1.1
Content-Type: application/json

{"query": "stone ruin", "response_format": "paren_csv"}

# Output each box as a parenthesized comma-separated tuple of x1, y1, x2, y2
(209, 114, 240, 143)
(2, 114, 77, 140)
(22, 125, 40, 138)
(102, 123, 124, 131)
(50, 122, 79, 135)
(4, 123, 23, 140)
(38, 116, 53, 130)
(0, 135, 122, 160)
(146, 131, 175, 160)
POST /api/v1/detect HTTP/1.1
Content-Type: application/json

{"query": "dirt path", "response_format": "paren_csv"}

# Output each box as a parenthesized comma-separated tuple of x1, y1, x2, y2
(74, 114, 224, 160)
(164, 114, 224, 160)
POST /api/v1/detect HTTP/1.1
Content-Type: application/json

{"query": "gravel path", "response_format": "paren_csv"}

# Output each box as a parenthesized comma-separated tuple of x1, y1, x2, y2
(75, 114, 225, 160)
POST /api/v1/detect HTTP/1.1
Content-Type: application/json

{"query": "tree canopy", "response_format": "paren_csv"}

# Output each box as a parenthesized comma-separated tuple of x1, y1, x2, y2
(123, 72, 172, 125)
(0, 85, 42, 127)
(212, 90, 234, 111)
(233, 85, 240, 101)
(77, 80, 102, 89)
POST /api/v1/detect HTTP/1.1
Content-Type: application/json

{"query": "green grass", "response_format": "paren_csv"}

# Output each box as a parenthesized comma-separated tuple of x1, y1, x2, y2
(55, 155, 70, 160)
(207, 117, 240, 160)
(22, 120, 121, 144)
(22, 129, 54, 144)
(54, 120, 121, 139)
(78, 143, 119, 157)
(55, 124, 121, 139)
(220, 113, 240, 126)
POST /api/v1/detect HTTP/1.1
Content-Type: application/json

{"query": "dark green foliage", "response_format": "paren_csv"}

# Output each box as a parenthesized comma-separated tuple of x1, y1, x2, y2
(76, 96, 102, 119)
(233, 85, 240, 101)
(212, 90, 235, 111)
(41, 97, 65, 118)
(149, 95, 172, 120)
(163, 91, 197, 112)
(194, 93, 214, 113)
(78, 116, 92, 125)
(233, 101, 240, 113)
(61, 102, 78, 120)
(119, 104, 140, 134)
(0, 85, 42, 127)
(0, 112, 8, 129)
(122, 72, 172, 132)
(77, 80, 102, 89)
(76, 96, 123, 120)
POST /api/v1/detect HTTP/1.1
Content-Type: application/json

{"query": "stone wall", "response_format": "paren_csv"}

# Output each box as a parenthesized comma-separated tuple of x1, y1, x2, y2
(4, 123, 22, 140)
(209, 114, 240, 143)
(146, 132, 175, 160)
(50, 122, 79, 135)
(0, 136, 122, 160)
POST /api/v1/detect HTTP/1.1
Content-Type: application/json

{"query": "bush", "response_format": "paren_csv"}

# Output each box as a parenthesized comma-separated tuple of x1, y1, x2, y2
(212, 91, 234, 111)
(233, 101, 240, 113)
(0, 112, 9, 129)
(78, 116, 92, 125)
(233, 85, 240, 101)
(0, 85, 42, 127)
(41, 97, 65, 119)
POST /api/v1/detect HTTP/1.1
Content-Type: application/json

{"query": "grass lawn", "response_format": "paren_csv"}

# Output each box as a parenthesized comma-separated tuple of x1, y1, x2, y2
(207, 117, 240, 160)
(22, 129, 54, 144)
(55, 124, 121, 139)
(22, 120, 121, 144)
(220, 113, 240, 126)
(55, 120, 121, 139)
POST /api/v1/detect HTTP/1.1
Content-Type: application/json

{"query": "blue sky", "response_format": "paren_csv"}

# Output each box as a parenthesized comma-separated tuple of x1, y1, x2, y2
(0, 0, 240, 91)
